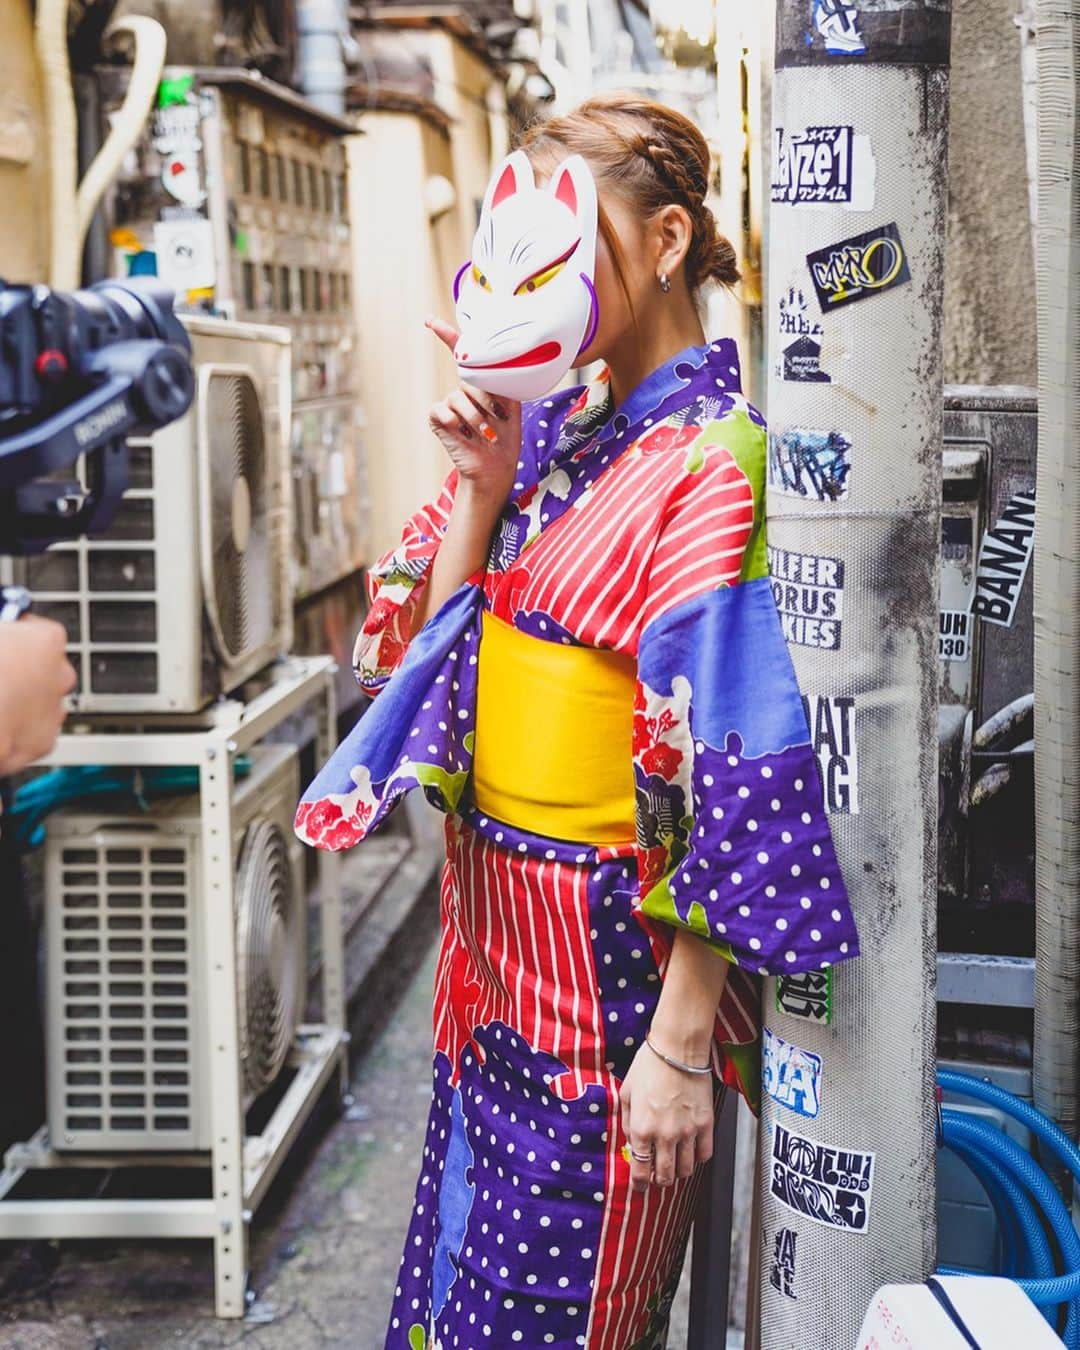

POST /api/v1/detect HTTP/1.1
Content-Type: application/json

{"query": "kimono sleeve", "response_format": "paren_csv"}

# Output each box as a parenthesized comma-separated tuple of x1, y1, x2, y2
(632, 437, 860, 977)
(353, 470, 458, 695)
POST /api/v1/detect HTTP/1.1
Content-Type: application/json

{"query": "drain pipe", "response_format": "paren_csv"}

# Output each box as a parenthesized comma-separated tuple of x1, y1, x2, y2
(757, 3, 951, 1344)
(1032, 0, 1080, 1159)
(296, 0, 349, 116)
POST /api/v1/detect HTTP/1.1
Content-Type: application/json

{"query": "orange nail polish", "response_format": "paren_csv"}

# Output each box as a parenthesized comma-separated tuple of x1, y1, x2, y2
(481, 423, 497, 442)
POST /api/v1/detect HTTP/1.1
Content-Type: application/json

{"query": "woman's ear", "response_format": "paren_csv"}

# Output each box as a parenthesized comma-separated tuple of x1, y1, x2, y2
(654, 204, 693, 283)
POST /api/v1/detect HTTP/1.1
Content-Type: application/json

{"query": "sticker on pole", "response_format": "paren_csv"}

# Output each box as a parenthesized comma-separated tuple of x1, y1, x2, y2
(807, 222, 910, 310)
(768, 544, 844, 651)
(801, 694, 859, 814)
(772, 125, 876, 210)
(776, 287, 831, 384)
(939, 610, 971, 662)
(769, 428, 851, 502)
(972, 490, 1036, 627)
(770, 1122, 875, 1233)
(763, 1027, 823, 1119)
(777, 969, 833, 1024)
(770, 1228, 799, 1299)
(811, 0, 867, 55)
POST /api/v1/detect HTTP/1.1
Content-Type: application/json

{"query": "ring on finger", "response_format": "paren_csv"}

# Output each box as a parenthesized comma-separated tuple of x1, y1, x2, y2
(629, 1146, 654, 1165)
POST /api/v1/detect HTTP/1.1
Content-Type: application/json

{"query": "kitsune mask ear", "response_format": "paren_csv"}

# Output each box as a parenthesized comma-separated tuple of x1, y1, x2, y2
(451, 150, 600, 402)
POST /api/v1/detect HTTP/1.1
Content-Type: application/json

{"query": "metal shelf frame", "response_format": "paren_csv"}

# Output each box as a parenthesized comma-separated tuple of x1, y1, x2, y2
(0, 656, 346, 1319)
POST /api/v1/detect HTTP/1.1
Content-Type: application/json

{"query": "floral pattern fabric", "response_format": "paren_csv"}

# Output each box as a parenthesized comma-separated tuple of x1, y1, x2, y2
(295, 340, 859, 1348)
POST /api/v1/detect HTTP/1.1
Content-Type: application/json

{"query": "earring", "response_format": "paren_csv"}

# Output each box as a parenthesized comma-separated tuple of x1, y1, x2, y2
(659, 273, 671, 293)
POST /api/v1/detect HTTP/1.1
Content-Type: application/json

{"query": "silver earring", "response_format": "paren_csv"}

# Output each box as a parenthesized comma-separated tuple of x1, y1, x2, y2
(659, 273, 671, 293)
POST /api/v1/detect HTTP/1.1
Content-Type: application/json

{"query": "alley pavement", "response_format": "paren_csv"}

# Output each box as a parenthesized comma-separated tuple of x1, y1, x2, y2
(0, 941, 441, 1350)
(0, 939, 709, 1350)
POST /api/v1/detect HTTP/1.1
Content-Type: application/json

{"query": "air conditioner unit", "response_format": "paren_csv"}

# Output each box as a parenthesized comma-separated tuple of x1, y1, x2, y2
(7, 317, 292, 713)
(43, 742, 304, 1153)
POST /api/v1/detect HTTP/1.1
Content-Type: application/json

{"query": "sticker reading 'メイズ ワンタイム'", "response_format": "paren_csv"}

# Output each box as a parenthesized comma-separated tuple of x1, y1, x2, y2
(777, 287, 832, 384)
(770, 1122, 875, 1233)
(772, 125, 876, 210)
(972, 489, 1036, 628)
(763, 1026, 823, 1119)
(777, 969, 833, 1024)
(806, 222, 911, 311)
(768, 542, 844, 651)
(769, 428, 852, 502)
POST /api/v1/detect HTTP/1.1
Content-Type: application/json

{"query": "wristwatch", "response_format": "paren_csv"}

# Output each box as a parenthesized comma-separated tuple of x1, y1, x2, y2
(0, 587, 32, 623)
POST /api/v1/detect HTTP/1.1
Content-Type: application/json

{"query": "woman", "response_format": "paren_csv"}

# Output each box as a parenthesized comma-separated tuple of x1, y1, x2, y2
(296, 93, 860, 1350)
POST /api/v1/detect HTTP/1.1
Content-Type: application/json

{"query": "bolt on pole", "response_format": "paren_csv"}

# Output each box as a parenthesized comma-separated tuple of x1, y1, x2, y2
(757, 3, 952, 1345)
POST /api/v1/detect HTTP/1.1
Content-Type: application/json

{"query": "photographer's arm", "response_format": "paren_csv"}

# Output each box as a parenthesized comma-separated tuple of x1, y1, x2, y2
(0, 618, 76, 775)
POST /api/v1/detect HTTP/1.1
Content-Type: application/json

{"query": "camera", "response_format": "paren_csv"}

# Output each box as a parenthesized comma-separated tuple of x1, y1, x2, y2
(0, 277, 194, 553)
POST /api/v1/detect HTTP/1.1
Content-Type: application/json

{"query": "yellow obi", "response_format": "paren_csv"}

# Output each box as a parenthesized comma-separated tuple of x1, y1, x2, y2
(472, 610, 637, 845)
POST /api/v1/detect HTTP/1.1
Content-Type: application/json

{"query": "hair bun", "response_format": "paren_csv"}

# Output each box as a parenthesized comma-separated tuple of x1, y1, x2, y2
(695, 206, 741, 288)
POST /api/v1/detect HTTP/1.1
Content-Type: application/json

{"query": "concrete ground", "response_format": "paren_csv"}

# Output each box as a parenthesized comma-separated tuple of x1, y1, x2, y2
(0, 937, 743, 1350)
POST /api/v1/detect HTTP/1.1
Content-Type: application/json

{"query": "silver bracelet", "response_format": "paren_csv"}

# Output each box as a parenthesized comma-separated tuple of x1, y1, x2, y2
(644, 1034, 712, 1077)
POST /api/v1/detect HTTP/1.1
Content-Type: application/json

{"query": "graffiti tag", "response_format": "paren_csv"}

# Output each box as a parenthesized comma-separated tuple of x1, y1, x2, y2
(807, 222, 911, 310)
(763, 1027, 823, 1119)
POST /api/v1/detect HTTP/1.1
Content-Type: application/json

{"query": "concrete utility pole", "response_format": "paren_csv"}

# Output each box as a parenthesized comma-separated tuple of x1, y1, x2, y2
(1032, 0, 1080, 1170)
(758, 3, 952, 1345)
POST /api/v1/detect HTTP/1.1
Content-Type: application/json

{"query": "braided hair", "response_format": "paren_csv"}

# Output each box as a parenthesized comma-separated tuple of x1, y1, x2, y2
(520, 92, 740, 293)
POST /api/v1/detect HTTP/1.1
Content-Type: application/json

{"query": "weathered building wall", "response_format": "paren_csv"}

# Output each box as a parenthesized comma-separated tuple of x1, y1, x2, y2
(0, 0, 49, 283)
(944, 0, 1037, 385)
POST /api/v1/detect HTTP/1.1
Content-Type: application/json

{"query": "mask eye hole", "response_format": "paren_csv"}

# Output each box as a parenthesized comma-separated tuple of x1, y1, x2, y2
(472, 264, 492, 292)
(514, 260, 566, 296)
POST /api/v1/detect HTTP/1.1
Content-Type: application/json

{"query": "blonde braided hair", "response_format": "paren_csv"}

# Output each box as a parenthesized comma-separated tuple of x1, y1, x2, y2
(521, 92, 740, 293)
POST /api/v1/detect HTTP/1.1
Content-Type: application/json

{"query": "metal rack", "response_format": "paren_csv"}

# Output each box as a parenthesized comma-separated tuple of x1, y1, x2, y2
(0, 656, 345, 1318)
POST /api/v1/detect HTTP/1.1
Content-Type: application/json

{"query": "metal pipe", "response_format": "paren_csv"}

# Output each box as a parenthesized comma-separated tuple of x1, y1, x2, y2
(1032, 0, 1080, 1154)
(757, 3, 951, 1342)
(296, 0, 347, 116)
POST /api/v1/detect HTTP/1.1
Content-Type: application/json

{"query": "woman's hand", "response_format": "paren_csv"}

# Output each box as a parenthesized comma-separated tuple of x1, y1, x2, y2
(620, 1038, 715, 1193)
(425, 316, 522, 507)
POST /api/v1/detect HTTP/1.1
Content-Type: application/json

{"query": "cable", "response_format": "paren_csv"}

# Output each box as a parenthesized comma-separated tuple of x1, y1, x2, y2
(10, 759, 252, 850)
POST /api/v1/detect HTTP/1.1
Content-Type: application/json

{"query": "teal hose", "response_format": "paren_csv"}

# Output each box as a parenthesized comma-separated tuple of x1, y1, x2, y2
(10, 760, 252, 849)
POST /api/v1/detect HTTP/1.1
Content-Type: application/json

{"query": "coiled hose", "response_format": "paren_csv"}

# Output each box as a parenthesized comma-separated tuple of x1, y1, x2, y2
(937, 1067, 1080, 1347)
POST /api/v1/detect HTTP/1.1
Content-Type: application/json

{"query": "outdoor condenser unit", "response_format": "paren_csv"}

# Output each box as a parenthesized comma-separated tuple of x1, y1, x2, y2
(43, 742, 304, 1153)
(6, 317, 292, 713)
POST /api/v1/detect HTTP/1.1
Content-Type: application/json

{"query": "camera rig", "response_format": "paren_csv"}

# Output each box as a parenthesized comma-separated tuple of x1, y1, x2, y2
(0, 278, 194, 553)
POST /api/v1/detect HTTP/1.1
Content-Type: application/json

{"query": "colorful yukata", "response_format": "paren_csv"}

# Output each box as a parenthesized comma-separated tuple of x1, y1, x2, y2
(295, 339, 860, 1350)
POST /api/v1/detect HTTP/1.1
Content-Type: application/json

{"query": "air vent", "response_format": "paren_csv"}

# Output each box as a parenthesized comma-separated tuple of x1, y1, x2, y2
(56, 843, 194, 1146)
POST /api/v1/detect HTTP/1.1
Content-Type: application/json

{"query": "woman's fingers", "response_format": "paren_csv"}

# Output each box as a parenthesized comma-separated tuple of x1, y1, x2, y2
(675, 1134, 697, 1181)
(652, 1136, 676, 1188)
(696, 1121, 714, 1168)
(447, 388, 497, 443)
(428, 400, 474, 441)
(425, 314, 460, 352)
(460, 382, 512, 423)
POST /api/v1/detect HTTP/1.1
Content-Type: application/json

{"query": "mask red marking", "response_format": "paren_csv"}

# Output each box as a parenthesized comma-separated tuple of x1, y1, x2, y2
(459, 341, 562, 371)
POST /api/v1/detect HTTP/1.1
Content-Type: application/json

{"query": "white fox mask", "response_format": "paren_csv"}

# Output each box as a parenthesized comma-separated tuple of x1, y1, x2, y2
(452, 151, 599, 402)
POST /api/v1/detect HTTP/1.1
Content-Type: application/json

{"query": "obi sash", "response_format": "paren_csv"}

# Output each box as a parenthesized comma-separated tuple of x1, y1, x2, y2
(472, 610, 637, 845)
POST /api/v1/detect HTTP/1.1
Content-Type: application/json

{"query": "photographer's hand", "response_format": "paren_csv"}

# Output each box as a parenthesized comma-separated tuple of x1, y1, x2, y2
(0, 618, 76, 774)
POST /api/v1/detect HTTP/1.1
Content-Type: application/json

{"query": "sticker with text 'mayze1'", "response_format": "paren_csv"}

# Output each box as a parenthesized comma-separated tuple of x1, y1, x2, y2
(807, 221, 911, 310)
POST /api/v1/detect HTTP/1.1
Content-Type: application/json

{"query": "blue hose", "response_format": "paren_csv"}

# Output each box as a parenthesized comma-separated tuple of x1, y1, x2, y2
(938, 1069, 1080, 1184)
(944, 1128, 1052, 1283)
(939, 1117, 1058, 1328)
(938, 1069, 1080, 1348)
